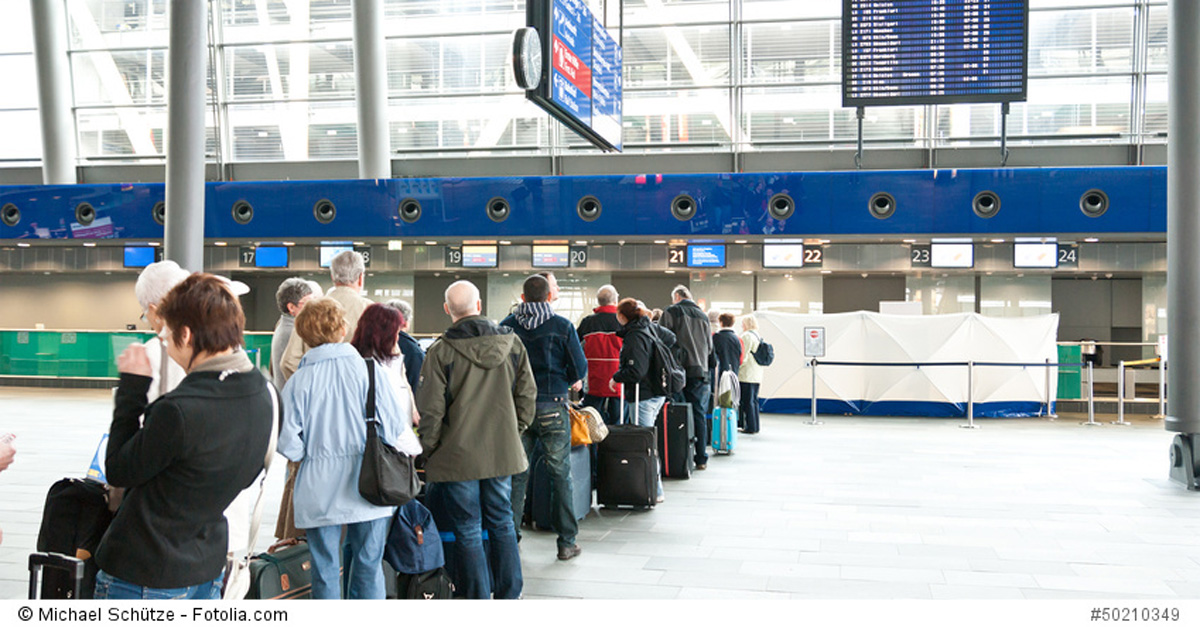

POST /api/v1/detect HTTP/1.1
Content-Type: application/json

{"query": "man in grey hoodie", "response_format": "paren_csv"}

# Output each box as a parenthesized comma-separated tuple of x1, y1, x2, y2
(417, 280, 536, 599)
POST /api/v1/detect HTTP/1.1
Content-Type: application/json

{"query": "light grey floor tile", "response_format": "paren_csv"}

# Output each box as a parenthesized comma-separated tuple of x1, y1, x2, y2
(841, 565, 946, 584)
(1032, 575, 1177, 596)
(675, 587, 792, 600)
(930, 584, 1025, 600)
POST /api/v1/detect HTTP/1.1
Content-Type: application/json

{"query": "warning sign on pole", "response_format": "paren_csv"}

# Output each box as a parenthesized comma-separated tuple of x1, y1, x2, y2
(804, 327, 825, 358)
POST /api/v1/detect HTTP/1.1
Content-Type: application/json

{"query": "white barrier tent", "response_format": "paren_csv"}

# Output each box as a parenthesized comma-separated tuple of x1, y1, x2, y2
(755, 311, 1060, 417)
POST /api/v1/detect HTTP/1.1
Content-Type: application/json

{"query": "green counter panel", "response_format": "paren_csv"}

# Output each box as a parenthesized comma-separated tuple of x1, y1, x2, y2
(1057, 345, 1082, 400)
(0, 331, 274, 379)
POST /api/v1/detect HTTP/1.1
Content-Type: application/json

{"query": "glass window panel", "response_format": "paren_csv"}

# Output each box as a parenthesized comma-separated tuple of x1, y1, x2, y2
(742, 0, 839, 22)
(386, 34, 513, 96)
(1147, 5, 1167, 73)
(623, 25, 730, 89)
(221, 0, 293, 27)
(0, 1, 33, 54)
(69, 0, 170, 50)
(225, 42, 356, 101)
(389, 95, 548, 150)
(384, 0, 524, 29)
(228, 100, 356, 160)
(1144, 73, 1166, 137)
(1029, 8, 1134, 76)
(0, 110, 42, 161)
(621, 88, 732, 145)
(1030, 0, 1135, 7)
(743, 85, 919, 143)
(620, 0, 730, 27)
(72, 50, 167, 106)
(1019, 75, 1132, 136)
(0, 55, 39, 110)
(742, 20, 839, 85)
(76, 106, 217, 158)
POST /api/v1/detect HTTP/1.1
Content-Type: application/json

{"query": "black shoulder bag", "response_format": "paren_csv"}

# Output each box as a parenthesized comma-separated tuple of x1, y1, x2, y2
(359, 359, 421, 507)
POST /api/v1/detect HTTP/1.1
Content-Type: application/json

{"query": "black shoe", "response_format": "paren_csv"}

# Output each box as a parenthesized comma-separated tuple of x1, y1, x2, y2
(557, 544, 582, 561)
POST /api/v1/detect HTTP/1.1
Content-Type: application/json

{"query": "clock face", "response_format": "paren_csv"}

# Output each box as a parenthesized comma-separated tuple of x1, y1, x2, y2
(513, 27, 542, 90)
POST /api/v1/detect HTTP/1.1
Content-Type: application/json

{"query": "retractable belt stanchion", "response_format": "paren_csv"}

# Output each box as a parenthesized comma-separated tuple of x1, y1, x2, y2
(1156, 359, 1166, 420)
(1082, 361, 1100, 426)
(960, 360, 979, 429)
(1115, 360, 1130, 426)
(807, 359, 823, 426)
(1044, 357, 1057, 419)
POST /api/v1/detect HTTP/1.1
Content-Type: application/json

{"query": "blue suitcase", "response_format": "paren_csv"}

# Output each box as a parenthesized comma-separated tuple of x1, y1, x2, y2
(711, 406, 737, 454)
(527, 443, 592, 529)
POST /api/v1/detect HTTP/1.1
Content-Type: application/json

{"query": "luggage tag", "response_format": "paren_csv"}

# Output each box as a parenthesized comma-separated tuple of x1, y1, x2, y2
(86, 434, 108, 484)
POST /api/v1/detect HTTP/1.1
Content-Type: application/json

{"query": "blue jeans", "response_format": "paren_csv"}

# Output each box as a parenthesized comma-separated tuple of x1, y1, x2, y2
(427, 477, 522, 599)
(94, 570, 222, 600)
(306, 516, 390, 599)
(511, 402, 578, 550)
(681, 377, 712, 465)
(624, 396, 666, 498)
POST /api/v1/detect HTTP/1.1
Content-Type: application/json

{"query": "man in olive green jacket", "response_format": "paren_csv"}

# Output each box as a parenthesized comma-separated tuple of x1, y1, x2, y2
(417, 280, 535, 599)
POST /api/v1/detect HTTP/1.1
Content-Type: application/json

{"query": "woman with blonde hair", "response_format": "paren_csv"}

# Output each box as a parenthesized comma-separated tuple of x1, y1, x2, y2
(737, 315, 764, 434)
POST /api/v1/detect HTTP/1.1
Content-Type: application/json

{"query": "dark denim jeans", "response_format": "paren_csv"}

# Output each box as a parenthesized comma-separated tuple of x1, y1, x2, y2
(681, 377, 711, 465)
(426, 477, 522, 600)
(94, 570, 222, 600)
(510, 402, 578, 550)
(739, 382, 761, 433)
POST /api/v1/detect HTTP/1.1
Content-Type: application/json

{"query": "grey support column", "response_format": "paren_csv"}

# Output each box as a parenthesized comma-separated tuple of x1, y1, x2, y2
(30, 0, 77, 185)
(164, 0, 208, 273)
(352, 0, 391, 179)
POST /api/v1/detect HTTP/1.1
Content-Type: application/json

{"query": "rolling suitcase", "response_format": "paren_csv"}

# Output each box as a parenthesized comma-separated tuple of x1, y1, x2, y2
(29, 552, 85, 600)
(596, 385, 657, 509)
(656, 401, 695, 479)
(527, 442, 592, 529)
(245, 539, 315, 600)
(35, 477, 113, 599)
(711, 405, 737, 455)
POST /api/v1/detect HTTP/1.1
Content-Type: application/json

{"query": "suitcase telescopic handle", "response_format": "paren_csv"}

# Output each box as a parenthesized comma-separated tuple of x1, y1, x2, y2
(28, 552, 85, 600)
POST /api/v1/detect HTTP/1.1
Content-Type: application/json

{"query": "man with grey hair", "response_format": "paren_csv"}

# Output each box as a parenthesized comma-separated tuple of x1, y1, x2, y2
(278, 250, 371, 383)
(386, 299, 423, 391)
(271, 278, 314, 389)
(134, 260, 191, 399)
(577, 284, 623, 425)
(417, 280, 535, 599)
(660, 284, 715, 470)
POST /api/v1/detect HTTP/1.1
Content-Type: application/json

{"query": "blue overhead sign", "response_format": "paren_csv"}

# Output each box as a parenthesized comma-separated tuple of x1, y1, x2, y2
(527, 0, 623, 152)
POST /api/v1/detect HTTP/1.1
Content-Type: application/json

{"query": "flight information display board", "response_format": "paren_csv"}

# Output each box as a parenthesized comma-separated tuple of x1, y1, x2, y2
(842, 0, 1028, 106)
(527, 0, 623, 151)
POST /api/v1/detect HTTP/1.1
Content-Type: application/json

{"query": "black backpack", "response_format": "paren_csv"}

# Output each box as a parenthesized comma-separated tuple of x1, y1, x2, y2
(36, 478, 113, 599)
(649, 334, 686, 397)
(751, 332, 775, 367)
(396, 568, 455, 600)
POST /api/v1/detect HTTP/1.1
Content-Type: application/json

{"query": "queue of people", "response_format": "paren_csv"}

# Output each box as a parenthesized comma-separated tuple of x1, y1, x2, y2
(90, 254, 769, 600)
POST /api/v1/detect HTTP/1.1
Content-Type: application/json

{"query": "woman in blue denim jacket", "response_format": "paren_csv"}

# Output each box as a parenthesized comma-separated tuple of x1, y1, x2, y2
(279, 299, 419, 599)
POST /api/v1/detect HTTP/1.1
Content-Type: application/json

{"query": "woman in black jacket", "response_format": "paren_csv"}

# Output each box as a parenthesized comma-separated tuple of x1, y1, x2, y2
(94, 274, 275, 600)
(611, 299, 676, 502)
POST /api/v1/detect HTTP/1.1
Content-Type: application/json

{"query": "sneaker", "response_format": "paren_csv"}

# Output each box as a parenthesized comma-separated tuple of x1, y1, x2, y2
(695, 463, 707, 470)
(557, 544, 582, 561)
(655, 494, 665, 503)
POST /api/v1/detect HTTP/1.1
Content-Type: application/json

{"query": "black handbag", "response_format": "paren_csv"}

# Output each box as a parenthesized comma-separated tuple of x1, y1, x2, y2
(358, 359, 421, 507)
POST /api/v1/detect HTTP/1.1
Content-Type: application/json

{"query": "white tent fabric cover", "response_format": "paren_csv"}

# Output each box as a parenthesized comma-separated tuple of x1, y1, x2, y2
(755, 311, 1059, 417)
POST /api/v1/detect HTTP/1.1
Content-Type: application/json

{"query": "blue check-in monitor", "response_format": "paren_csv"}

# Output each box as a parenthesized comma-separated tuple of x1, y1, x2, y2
(687, 244, 726, 268)
(123, 246, 156, 268)
(255, 246, 290, 268)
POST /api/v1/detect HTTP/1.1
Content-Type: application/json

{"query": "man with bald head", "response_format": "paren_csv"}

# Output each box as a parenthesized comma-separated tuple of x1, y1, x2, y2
(416, 280, 536, 599)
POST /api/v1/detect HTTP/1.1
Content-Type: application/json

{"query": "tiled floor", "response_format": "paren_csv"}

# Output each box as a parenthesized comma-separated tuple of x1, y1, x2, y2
(1, 386, 1197, 600)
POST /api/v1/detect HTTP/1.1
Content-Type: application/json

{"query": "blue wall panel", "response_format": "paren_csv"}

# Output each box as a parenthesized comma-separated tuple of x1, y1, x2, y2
(0, 166, 1168, 241)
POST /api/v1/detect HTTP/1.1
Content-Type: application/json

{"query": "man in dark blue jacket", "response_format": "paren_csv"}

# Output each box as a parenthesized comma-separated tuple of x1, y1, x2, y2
(500, 274, 588, 560)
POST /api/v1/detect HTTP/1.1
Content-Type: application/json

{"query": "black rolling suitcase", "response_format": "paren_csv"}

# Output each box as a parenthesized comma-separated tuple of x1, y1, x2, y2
(656, 401, 695, 479)
(596, 385, 657, 509)
(35, 477, 113, 599)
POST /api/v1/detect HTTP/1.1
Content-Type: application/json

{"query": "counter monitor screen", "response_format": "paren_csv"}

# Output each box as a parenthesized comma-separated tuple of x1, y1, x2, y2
(462, 245, 498, 268)
(123, 246, 156, 268)
(319, 245, 354, 268)
(532, 245, 570, 268)
(255, 246, 290, 268)
(1013, 242, 1057, 268)
(688, 244, 726, 268)
(763, 244, 805, 268)
(842, 0, 1029, 107)
(931, 243, 974, 268)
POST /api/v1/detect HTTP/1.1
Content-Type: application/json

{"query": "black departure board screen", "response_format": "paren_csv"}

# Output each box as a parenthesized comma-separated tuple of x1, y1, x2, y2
(843, 0, 1028, 107)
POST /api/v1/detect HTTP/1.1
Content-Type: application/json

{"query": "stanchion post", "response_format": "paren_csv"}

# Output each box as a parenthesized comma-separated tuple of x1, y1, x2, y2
(1082, 360, 1100, 426)
(1113, 361, 1131, 425)
(1044, 357, 1058, 418)
(1156, 359, 1166, 420)
(807, 358, 823, 426)
(961, 360, 979, 429)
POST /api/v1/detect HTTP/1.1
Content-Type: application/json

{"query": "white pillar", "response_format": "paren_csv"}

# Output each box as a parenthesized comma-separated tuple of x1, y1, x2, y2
(352, 0, 391, 179)
(30, 0, 77, 185)
(164, 0, 208, 273)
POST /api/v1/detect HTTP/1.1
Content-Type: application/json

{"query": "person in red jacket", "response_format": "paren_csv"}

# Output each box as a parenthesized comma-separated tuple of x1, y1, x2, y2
(576, 285, 623, 425)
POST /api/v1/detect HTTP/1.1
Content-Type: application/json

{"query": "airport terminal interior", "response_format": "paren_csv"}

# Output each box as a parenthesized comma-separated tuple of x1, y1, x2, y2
(2, 0, 1200, 603)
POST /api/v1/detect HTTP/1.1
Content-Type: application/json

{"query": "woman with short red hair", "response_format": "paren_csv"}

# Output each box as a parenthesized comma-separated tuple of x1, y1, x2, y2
(95, 273, 274, 600)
